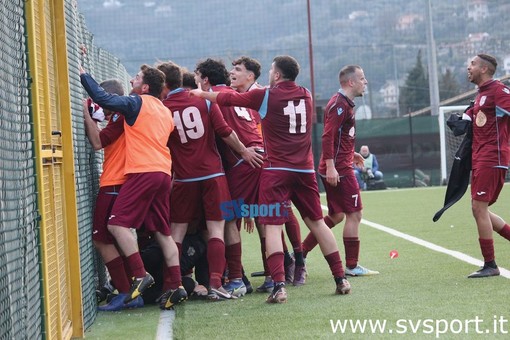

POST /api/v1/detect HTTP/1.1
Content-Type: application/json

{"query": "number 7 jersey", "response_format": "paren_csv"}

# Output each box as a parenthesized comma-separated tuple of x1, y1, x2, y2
(216, 80, 315, 172)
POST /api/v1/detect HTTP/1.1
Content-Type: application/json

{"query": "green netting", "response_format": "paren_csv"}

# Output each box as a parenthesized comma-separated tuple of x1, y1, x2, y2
(64, 0, 131, 330)
(0, 0, 133, 336)
(0, 1, 42, 339)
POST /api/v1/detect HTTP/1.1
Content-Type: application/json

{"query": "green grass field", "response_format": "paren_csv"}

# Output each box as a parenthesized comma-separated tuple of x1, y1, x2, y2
(85, 185, 510, 339)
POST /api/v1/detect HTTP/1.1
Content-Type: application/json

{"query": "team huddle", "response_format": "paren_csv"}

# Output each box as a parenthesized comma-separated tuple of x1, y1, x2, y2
(79, 52, 510, 312)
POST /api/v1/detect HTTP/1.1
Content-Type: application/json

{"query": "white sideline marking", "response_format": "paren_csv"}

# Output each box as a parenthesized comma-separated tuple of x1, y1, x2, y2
(320, 204, 510, 279)
(156, 309, 175, 340)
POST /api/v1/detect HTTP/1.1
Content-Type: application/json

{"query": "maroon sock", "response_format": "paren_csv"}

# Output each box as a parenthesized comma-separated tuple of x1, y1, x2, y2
(225, 242, 243, 279)
(302, 232, 318, 258)
(105, 256, 131, 293)
(325, 251, 344, 278)
(479, 238, 495, 263)
(285, 209, 302, 252)
(163, 265, 182, 291)
(344, 237, 360, 269)
(208, 237, 226, 288)
(302, 216, 337, 257)
(125, 252, 146, 278)
(267, 252, 285, 282)
(122, 255, 133, 279)
(261, 237, 269, 275)
(497, 224, 510, 241)
(324, 215, 336, 229)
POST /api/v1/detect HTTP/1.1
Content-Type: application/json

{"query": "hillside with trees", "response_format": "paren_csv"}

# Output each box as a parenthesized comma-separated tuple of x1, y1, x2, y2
(78, 0, 510, 118)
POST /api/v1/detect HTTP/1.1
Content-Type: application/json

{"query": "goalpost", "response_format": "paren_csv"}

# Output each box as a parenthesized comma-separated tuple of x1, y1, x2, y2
(438, 105, 469, 184)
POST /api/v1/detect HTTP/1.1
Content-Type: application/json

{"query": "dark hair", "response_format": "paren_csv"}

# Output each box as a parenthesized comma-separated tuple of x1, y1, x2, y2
(182, 71, 197, 89)
(273, 55, 300, 81)
(99, 79, 124, 96)
(156, 61, 183, 90)
(339, 65, 361, 84)
(140, 64, 165, 97)
(232, 56, 261, 80)
(195, 58, 230, 86)
(477, 53, 497, 75)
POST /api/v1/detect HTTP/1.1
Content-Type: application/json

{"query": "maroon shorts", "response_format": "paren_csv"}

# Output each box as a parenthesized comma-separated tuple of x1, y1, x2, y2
(109, 172, 171, 236)
(258, 170, 323, 225)
(170, 175, 231, 223)
(92, 185, 122, 244)
(226, 162, 261, 204)
(321, 173, 363, 214)
(471, 167, 506, 205)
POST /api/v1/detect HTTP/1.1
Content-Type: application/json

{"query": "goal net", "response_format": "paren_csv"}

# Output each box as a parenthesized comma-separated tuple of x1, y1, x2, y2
(438, 105, 470, 184)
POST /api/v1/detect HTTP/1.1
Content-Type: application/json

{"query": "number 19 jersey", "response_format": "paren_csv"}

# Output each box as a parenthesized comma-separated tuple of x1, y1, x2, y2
(164, 88, 233, 181)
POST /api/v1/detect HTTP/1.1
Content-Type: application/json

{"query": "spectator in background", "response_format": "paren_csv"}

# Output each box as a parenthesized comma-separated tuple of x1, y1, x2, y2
(354, 145, 383, 190)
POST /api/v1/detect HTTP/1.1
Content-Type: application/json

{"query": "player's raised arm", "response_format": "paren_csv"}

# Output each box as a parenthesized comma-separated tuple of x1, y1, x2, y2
(189, 82, 219, 102)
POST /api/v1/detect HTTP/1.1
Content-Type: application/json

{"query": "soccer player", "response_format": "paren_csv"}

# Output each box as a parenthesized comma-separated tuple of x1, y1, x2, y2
(302, 65, 379, 277)
(191, 55, 351, 303)
(229, 56, 306, 289)
(80, 64, 187, 310)
(83, 79, 145, 311)
(193, 58, 263, 296)
(156, 61, 262, 300)
(464, 54, 510, 278)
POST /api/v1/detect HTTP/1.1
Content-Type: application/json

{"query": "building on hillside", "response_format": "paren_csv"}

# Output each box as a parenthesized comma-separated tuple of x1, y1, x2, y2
(465, 32, 490, 54)
(348, 11, 369, 20)
(503, 55, 510, 75)
(396, 14, 423, 30)
(467, 0, 489, 21)
(379, 80, 403, 109)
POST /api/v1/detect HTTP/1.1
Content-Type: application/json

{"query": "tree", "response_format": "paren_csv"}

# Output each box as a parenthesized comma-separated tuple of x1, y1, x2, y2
(399, 50, 429, 114)
(439, 69, 461, 101)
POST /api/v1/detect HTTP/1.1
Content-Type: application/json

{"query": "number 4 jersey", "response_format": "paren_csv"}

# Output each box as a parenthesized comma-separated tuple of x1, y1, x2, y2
(212, 85, 263, 170)
(164, 88, 233, 181)
(216, 80, 315, 172)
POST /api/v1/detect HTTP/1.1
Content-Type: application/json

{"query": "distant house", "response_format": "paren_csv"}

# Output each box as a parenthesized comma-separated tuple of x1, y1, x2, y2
(467, 0, 489, 21)
(348, 11, 369, 20)
(396, 14, 423, 30)
(465, 32, 490, 54)
(503, 56, 510, 75)
(379, 80, 402, 108)
(155, 5, 172, 17)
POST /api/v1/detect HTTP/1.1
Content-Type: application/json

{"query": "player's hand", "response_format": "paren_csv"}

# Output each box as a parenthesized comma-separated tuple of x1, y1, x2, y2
(244, 218, 255, 233)
(326, 166, 339, 187)
(79, 64, 86, 75)
(189, 82, 203, 97)
(241, 146, 264, 168)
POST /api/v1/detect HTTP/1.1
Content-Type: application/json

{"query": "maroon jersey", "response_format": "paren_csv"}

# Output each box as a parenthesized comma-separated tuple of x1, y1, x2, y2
(99, 112, 125, 148)
(466, 79, 510, 169)
(212, 85, 263, 169)
(318, 91, 356, 176)
(164, 88, 232, 181)
(217, 81, 314, 172)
